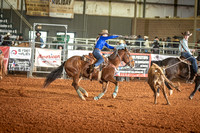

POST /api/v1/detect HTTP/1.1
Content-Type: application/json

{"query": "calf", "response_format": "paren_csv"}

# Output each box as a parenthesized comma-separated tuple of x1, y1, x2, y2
(148, 63, 181, 105)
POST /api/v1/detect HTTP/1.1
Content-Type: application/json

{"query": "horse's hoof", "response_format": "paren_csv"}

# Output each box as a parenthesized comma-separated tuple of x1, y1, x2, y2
(94, 96, 99, 101)
(189, 95, 193, 100)
(112, 93, 117, 98)
(80, 96, 86, 101)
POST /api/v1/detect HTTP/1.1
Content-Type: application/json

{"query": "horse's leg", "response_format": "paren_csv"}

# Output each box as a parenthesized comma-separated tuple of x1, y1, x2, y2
(189, 83, 200, 100)
(94, 82, 109, 100)
(72, 75, 86, 100)
(105, 76, 119, 98)
(77, 77, 88, 97)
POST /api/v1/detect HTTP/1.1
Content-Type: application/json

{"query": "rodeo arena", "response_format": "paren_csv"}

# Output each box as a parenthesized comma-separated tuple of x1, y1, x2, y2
(1, 0, 200, 132)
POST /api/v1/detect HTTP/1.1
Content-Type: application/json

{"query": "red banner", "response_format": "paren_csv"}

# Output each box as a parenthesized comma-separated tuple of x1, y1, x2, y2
(0, 46, 10, 71)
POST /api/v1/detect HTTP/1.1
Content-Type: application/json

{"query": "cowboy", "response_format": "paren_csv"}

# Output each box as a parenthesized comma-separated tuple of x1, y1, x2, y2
(35, 31, 45, 48)
(89, 30, 119, 72)
(179, 31, 198, 83)
(116, 40, 127, 50)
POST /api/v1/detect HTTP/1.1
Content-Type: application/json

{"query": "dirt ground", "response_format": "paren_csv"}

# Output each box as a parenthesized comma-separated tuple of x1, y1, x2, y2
(0, 75, 200, 133)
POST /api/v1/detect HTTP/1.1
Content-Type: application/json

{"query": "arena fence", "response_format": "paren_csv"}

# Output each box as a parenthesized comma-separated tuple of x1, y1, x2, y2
(0, 38, 199, 80)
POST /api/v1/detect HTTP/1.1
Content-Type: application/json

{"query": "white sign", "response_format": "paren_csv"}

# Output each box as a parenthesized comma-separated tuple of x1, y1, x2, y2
(10, 47, 31, 59)
(35, 48, 61, 67)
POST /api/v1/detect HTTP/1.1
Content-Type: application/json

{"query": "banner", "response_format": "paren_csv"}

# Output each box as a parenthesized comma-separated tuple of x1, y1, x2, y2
(35, 48, 61, 67)
(113, 53, 151, 77)
(49, 0, 74, 18)
(25, 0, 49, 16)
(0, 46, 10, 72)
(8, 47, 31, 71)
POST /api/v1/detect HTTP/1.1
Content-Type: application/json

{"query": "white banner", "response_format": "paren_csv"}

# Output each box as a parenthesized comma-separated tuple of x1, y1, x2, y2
(10, 47, 31, 59)
(151, 54, 178, 61)
(35, 48, 61, 67)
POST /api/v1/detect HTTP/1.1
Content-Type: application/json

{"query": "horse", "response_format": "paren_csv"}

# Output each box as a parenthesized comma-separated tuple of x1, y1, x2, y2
(43, 48, 135, 100)
(158, 57, 199, 99)
(0, 54, 7, 80)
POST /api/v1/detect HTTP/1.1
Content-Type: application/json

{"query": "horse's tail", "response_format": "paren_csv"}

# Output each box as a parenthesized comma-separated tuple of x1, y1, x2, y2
(43, 61, 66, 88)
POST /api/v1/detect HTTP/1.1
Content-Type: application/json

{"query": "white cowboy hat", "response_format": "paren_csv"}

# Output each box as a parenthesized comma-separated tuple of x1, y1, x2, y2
(144, 36, 149, 39)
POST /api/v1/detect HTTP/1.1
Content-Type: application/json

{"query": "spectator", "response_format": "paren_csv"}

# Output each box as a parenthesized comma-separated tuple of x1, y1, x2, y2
(152, 36, 160, 54)
(35, 31, 45, 48)
(2, 32, 13, 46)
(173, 36, 180, 48)
(14, 33, 24, 46)
(143, 36, 149, 53)
(135, 35, 144, 46)
(166, 37, 172, 48)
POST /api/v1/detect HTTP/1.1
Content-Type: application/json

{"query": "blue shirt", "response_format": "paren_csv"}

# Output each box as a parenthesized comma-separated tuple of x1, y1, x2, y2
(95, 35, 118, 50)
(179, 38, 192, 55)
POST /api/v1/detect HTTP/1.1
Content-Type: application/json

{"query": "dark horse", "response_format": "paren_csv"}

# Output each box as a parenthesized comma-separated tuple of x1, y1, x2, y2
(44, 49, 135, 100)
(158, 57, 199, 99)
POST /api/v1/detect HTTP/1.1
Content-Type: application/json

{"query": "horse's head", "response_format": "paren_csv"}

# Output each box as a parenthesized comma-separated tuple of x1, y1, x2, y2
(119, 48, 135, 68)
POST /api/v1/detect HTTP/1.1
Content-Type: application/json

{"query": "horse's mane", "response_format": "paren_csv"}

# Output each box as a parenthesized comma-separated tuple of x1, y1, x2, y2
(108, 49, 125, 60)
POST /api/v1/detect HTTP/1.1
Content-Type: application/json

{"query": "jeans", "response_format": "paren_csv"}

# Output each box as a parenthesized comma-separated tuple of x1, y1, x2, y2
(93, 49, 104, 67)
(181, 52, 198, 73)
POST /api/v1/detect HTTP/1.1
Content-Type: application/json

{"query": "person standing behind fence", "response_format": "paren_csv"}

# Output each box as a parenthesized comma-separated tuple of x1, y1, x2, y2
(35, 31, 45, 48)
(2, 32, 13, 46)
(152, 36, 160, 54)
(144, 36, 149, 53)
(179, 31, 198, 83)
(14, 33, 24, 46)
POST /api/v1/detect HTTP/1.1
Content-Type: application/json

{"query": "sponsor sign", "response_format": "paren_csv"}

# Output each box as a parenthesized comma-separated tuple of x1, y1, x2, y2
(0, 46, 10, 72)
(25, 0, 49, 16)
(49, 0, 74, 18)
(35, 48, 61, 67)
(8, 47, 31, 71)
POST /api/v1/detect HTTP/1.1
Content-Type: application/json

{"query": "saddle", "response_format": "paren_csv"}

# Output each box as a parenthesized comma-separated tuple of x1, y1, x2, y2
(178, 56, 191, 65)
(82, 53, 109, 66)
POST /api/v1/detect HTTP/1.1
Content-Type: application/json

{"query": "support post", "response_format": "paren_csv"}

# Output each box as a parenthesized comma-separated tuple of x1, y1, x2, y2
(133, 0, 137, 35)
(143, 0, 146, 18)
(19, 0, 23, 33)
(1, 0, 3, 13)
(193, 0, 198, 43)
(83, 0, 86, 37)
(108, 0, 111, 32)
(174, 0, 178, 17)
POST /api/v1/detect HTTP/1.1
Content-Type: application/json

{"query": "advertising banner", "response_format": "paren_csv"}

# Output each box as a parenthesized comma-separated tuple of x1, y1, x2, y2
(8, 47, 31, 71)
(0, 46, 10, 72)
(35, 48, 61, 67)
(49, 0, 74, 18)
(25, 0, 49, 16)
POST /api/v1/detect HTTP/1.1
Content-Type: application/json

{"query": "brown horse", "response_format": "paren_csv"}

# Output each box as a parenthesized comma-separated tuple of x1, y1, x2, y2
(0, 54, 7, 80)
(44, 48, 135, 100)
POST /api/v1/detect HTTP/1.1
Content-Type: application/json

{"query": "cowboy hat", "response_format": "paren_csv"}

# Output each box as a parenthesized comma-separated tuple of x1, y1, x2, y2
(99, 29, 109, 35)
(182, 31, 192, 36)
(119, 40, 125, 44)
(144, 36, 149, 39)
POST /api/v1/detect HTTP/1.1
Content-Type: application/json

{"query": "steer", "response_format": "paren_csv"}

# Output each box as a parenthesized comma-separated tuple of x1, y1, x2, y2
(148, 63, 181, 105)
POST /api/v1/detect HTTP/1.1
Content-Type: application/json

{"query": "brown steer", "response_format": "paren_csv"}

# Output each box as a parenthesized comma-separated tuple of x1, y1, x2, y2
(148, 63, 181, 105)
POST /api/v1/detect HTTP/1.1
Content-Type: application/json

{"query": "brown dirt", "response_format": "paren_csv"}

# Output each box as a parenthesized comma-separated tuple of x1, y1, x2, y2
(0, 75, 200, 133)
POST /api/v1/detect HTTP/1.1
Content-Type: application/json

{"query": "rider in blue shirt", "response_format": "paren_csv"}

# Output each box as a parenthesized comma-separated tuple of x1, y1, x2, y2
(179, 31, 198, 83)
(89, 30, 119, 72)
